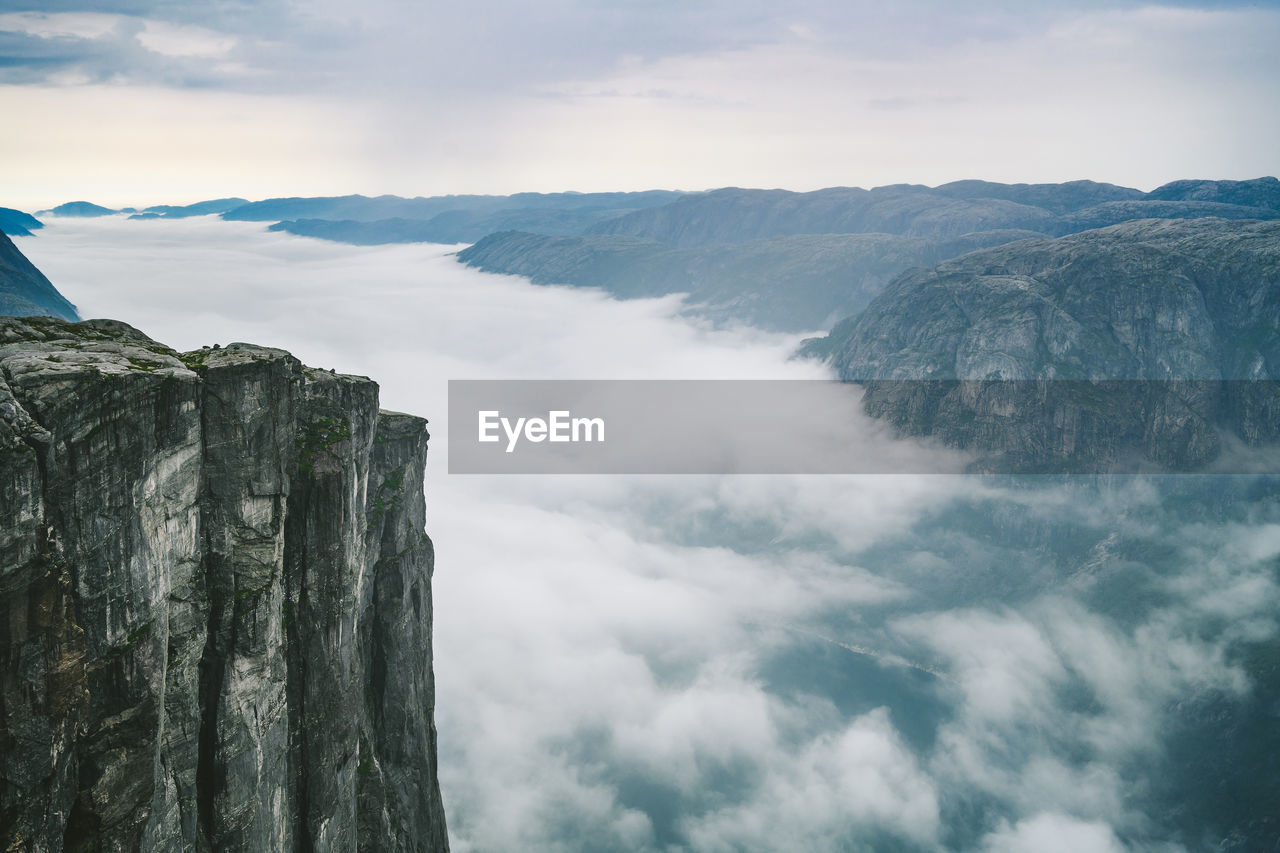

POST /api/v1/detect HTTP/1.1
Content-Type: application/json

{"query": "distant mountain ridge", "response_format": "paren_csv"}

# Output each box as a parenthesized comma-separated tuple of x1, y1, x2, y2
(229, 190, 689, 243)
(133, 197, 249, 219)
(585, 178, 1280, 247)
(453, 177, 1280, 331)
(457, 228, 1044, 332)
(46, 201, 117, 218)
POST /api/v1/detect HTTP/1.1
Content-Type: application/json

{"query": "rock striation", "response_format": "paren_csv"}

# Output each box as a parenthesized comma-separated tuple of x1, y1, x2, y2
(0, 316, 447, 852)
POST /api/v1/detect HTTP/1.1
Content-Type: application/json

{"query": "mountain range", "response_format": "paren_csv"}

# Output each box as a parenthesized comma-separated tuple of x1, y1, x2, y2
(455, 177, 1280, 331)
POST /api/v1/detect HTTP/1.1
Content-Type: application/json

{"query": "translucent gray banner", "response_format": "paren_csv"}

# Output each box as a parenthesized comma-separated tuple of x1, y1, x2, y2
(446, 379, 1280, 474)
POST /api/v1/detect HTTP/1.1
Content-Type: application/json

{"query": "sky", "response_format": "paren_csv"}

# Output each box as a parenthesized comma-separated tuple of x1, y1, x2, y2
(3, 0, 1280, 209)
(16, 217, 1280, 852)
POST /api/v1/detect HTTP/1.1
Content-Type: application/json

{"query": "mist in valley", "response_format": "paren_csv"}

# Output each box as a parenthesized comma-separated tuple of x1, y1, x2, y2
(17, 216, 1278, 853)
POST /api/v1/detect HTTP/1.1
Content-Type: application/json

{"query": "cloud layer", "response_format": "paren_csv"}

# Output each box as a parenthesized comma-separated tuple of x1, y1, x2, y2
(16, 216, 1280, 852)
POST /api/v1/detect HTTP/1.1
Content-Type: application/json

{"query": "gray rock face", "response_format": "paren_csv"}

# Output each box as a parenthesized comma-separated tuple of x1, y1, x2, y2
(0, 316, 447, 852)
(824, 219, 1280, 471)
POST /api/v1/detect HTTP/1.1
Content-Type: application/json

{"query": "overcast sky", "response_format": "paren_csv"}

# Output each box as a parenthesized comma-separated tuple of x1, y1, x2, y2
(2, 0, 1279, 208)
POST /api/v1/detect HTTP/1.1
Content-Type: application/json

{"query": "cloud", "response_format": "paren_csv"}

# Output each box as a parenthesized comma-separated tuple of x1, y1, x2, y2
(2, 3, 1277, 209)
(136, 20, 234, 58)
(15, 216, 1278, 852)
(0, 11, 121, 40)
(980, 813, 1125, 853)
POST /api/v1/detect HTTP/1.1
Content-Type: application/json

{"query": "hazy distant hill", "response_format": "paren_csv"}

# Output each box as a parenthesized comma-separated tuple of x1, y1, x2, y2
(930, 178, 1144, 213)
(453, 177, 1280, 332)
(0, 208, 43, 237)
(47, 201, 117, 218)
(138, 198, 249, 218)
(267, 200, 690, 245)
(586, 185, 1062, 246)
(1145, 176, 1280, 209)
(0, 229, 79, 321)
(224, 190, 687, 229)
(457, 228, 1044, 332)
(586, 180, 1280, 247)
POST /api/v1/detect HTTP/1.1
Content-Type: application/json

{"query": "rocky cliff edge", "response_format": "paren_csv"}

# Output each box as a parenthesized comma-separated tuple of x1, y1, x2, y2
(0, 316, 447, 852)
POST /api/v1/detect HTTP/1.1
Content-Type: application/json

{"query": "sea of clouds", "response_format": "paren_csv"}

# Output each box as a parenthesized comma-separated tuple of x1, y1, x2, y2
(18, 216, 1279, 853)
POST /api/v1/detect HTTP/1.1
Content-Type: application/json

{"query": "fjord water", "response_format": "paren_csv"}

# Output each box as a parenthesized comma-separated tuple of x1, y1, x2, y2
(19, 216, 1278, 852)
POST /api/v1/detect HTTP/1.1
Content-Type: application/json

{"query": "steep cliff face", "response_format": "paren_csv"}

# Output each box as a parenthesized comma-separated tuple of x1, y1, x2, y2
(822, 219, 1280, 471)
(0, 316, 447, 852)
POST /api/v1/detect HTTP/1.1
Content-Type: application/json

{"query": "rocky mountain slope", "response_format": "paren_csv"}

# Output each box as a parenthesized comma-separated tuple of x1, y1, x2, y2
(0, 209, 43, 238)
(817, 218, 1280, 471)
(0, 229, 79, 321)
(457, 228, 1041, 331)
(0, 317, 448, 851)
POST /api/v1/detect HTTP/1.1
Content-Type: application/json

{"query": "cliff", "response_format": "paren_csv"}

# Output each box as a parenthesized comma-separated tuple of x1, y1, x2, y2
(820, 218, 1280, 471)
(0, 316, 447, 852)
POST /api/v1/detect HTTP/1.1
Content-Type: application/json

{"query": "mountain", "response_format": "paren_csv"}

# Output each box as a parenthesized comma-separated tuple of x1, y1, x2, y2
(0, 228, 79, 320)
(224, 190, 687, 228)
(457, 228, 1044, 332)
(138, 197, 250, 218)
(1057, 199, 1279, 232)
(816, 218, 1280, 471)
(585, 185, 1061, 247)
(449, 178, 1280, 334)
(585, 182, 1280, 248)
(265, 199, 691, 244)
(0, 207, 43, 237)
(0, 317, 448, 851)
(48, 201, 117, 217)
(930, 178, 1145, 213)
(1145, 176, 1280, 209)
